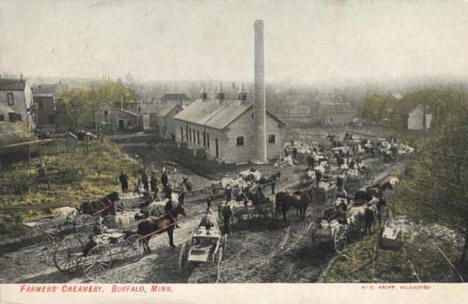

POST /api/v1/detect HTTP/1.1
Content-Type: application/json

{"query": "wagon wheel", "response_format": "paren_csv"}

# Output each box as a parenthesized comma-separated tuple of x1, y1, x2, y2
(38, 219, 60, 233)
(23, 226, 41, 242)
(178, 242, 188, 273)
(217, 246, 223, 265)
(115, 201, 124, 213)
(334, 230, 347, 254)
(74, 214, 96, 235)
(103, 215, 116, 229)
(120, 234, 145, 260)
(84, 244, 113, 282)
(54, 236, 83, 272)
(38, 231, 59, 247)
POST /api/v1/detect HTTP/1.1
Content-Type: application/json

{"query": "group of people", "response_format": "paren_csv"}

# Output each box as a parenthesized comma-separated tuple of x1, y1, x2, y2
(119, 167, 174, 198)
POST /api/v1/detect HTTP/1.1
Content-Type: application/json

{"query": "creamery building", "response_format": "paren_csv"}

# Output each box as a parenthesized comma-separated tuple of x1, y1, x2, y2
(173, 20, 286, 164)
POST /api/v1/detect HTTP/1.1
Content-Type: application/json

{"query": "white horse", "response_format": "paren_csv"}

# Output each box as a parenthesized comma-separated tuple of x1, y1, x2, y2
(53, 207, 79, 224)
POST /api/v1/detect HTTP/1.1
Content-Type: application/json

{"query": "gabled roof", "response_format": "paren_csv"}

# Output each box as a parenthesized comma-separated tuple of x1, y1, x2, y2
(174, 98, 286, 130)
(0, 79, 26, 91)
(160, 93, 190, 102)
(150, 104, 180, 117)
(33, 93, 55, 102)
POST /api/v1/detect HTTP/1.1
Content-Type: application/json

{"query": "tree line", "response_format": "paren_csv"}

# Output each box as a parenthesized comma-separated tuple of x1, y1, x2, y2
(390, 89, 468, 276)
(361, 89, 463, 130)
(55, 81, 137, 131)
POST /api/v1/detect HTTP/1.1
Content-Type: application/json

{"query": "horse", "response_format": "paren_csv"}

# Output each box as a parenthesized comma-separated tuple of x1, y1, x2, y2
(136, 204, 186, 252)
(53, 207, 80, 224)
(275, 188, 314, 222)
(79, 191, 119, 217)
(354, 182, 393, 203)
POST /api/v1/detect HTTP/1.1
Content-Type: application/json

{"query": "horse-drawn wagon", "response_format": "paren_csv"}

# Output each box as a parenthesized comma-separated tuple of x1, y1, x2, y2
(178, 220, 226, 278)
(53, 230, 144, 282)
(311, 219, 348, 253)
(217, 198, 275, 227)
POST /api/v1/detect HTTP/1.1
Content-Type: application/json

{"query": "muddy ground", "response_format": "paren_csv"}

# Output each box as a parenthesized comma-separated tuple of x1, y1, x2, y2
(0, 128, 405, 283)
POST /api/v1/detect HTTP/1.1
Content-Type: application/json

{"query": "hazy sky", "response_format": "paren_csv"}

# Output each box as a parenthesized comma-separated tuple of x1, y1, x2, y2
(1, 0, 468, 85)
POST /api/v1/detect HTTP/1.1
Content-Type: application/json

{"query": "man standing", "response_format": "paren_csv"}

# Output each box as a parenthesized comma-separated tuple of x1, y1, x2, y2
(164, 197, 180, 229)
(222, 202, 233, 234)
(364, 205, 375, 234)
(141, 171, 149, 192)
(150, 172, 157, 193)
(179, 190, 185, 206)
(376, 198, 387, 226)
(225, 184, 232, 202)
(292, 147, 298, 160)
(206, 195, 213, 212)
(161, 168, 169, 189)
(119, 172, 128, 193)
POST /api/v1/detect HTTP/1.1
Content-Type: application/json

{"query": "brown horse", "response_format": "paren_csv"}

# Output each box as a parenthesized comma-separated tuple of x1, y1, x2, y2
(354, 182, 393, 203)
(275, 188, 314, 222)
(79, 191, 119, 217)
(137, 204, 186, 252)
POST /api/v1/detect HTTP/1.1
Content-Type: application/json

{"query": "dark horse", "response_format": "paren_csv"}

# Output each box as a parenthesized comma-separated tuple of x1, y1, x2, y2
(78, 191, 119, 217)
(354, 182, 393, 203)
(275, 188, 314, 222)
(136, 204, 186, 252)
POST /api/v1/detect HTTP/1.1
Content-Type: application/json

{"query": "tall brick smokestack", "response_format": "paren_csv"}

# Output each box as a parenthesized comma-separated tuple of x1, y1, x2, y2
(253, 20, 267, 164)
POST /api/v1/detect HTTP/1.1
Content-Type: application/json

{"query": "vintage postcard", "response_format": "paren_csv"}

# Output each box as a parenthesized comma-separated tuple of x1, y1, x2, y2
(0, 0, 467, 303)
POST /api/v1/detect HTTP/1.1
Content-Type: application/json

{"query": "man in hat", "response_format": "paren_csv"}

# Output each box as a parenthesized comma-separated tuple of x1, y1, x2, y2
(150, 172, 157, 192)
(206, 195, 213, 212)
(165, 197, 180, 228)
(161, 167, 169, 189)
(225, 184, 232, 203)
(119, 171, 128, 193)
(141, 170, 149, 192)
(222, 201, 233, 234)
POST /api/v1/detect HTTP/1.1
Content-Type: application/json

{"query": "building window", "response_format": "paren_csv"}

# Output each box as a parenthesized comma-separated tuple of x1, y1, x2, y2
(207, 133, 210, 148)
(203, 132, 206, 147)
(180, 127, 184, 141)
(186, 126, 189, 141)
(7, 93, 14, 105)
(193, 130, 196, 143)
(188, 127, 192, 142)
(269, 134, 276, 144)
(0, 114, 4, 121)
(236, 136, 244, 146)
(104, 110, 109, 123)
(197, 131, 200, 145)
(38, 101, 43, 109)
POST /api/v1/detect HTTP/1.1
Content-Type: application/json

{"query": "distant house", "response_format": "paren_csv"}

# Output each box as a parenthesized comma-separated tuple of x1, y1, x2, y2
(33, 93, 56, 131)
(316, 103, 354, 126)
(408, 104, 432, 130)
(160, 93, 191, 107)
(96, 101, 142, 133)
(0, 77, 35, 130)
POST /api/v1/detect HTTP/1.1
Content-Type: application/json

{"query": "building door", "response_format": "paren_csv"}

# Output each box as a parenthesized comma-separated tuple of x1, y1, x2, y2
(215, 138, 219, 159)
(119, 120, 125, 129)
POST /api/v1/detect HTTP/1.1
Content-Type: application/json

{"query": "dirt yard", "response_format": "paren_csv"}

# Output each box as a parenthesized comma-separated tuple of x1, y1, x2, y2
(0, 127, 407, 283)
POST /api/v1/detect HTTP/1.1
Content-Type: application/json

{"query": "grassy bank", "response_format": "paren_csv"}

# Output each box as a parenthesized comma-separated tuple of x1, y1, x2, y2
(0, 122, 34, 146)
(0, 140, 142, 238)
(324, 227, 460, 283)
